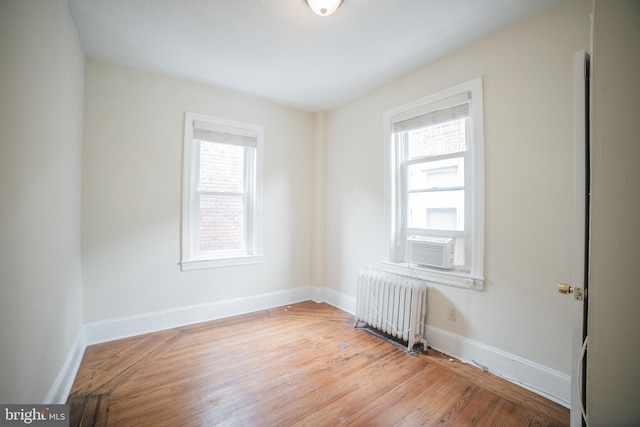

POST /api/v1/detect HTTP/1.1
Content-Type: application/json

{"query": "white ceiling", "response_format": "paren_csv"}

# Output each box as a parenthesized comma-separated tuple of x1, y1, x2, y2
(69, 0, 558, 112)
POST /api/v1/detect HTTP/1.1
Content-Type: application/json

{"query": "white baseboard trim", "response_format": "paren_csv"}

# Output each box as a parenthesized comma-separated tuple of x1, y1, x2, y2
(84, 286, 320, 345)
(44, 330, 86, 404)
(425, 324, 571, 408)
(321, 287, 356, 315)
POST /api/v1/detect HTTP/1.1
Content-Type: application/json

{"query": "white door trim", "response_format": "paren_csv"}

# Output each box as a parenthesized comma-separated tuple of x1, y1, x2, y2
(570, 48, 590, 427)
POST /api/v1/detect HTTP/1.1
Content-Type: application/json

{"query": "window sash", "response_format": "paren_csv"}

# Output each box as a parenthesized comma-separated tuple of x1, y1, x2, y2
(191, 140, 256, 258)
(397, 131, 471, 271)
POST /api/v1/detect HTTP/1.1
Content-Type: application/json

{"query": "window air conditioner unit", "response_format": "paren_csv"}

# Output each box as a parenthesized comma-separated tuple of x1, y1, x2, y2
(407, 236, 454, 269)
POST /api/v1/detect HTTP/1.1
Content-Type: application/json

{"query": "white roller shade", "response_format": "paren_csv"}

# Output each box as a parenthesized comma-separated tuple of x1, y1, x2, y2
(193, 120, 257, 148)
(393, 93, 470, 133)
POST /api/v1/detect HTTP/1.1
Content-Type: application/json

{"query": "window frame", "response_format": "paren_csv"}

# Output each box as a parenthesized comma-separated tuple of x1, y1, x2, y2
(383, 78, 485, 289)
(181, 112, 264, 271)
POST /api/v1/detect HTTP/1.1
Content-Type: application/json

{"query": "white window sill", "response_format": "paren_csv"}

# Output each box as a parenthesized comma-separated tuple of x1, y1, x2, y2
(181, 255, 264, 271)
(381, 261, 484, 290)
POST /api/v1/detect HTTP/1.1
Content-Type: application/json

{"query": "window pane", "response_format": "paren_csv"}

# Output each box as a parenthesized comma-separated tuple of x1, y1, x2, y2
(407, 118, 466, 159)
(408, 157, 464, 191)
(427, 208, 457, 230)
(199, 141, 244, 193)
(408, 190, 465, 230)
(199, 194, 244, 252)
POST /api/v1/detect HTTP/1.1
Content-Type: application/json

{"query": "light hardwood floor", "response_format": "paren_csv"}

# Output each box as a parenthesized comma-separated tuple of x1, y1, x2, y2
(68, 301, 569, 426)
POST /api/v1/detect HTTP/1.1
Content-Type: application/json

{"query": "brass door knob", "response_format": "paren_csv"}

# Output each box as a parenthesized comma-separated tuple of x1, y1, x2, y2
(558, 283, 574, 294)
(558, 283, 585, 300)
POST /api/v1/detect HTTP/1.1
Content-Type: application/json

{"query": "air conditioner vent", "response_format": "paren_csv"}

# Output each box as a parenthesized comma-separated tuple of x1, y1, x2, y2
(407, 236, 454, 269)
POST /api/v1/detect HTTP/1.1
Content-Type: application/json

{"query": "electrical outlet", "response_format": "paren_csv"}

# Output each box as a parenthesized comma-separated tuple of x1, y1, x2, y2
(447, 306, 456, 322)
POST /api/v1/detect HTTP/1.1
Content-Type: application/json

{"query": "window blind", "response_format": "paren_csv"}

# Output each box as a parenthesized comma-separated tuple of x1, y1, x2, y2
(193, 120, 257, 148)
(393, 96, 470, 133)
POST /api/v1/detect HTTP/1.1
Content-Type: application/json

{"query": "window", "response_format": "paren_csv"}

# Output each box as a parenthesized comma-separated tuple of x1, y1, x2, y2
(383, 78, 485, 289)
(181, 112, 263, 270)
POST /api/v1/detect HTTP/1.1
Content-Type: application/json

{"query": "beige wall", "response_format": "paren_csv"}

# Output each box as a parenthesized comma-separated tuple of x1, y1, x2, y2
(0, 0, 85, 403)
(324, 0, 591, 374)
(81, 60, 315, 322)
(588, 1, 640, 424)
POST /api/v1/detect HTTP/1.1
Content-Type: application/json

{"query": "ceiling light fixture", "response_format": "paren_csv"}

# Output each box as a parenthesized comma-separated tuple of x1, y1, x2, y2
(306, 0, 343, 16)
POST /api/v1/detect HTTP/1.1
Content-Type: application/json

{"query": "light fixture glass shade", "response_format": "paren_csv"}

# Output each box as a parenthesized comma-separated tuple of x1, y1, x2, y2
(306, 0, 343, 16)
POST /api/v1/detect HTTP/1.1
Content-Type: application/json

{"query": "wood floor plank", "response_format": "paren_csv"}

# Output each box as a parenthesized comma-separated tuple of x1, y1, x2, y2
(68, 394, 110, 427)
(393, 371, 465, 426)
(67, 395, 88, 427)
(224, 345, 414, 426)
(67, 301, 569, 426)
(419, 351, 569, 427)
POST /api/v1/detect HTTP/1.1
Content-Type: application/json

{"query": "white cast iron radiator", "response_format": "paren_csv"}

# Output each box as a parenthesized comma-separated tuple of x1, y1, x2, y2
(354, 268, 428, 352)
